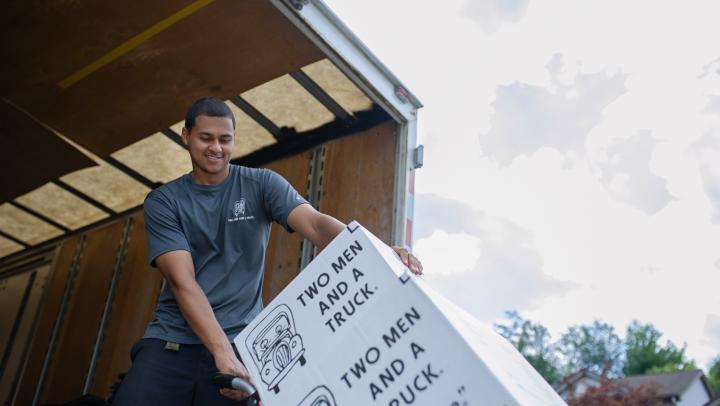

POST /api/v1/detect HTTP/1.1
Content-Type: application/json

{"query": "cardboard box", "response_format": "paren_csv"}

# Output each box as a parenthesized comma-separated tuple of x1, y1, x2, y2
(235, 222, 566, 405)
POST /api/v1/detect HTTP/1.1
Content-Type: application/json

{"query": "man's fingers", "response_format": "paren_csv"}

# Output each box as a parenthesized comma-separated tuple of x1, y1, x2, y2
(409, 255, 423, 275)
(392, 246, 410, 266)
(219, 388, 248, 401)
(235, 369, 250, 381)
(392, 246, 424, 275)
(400, 250, 411, 266)
(400, 250, 410, 266)
(230, 360, 251, 380)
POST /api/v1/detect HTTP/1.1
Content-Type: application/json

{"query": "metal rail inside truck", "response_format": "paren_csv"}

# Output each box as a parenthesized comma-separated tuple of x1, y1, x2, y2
(0, 1, 423, 404)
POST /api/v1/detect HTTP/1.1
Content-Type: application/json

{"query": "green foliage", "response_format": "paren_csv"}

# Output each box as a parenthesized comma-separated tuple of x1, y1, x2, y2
(623, 321, 695, 376)
(645, 362, 696, 374)
(496, 313, 702, 387)
(558, 321, 624, 378)
(495, 311, 562, 384)
(708, 356, 720, 396)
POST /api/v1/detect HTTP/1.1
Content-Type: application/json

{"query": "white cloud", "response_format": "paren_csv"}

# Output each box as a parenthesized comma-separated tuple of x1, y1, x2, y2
(414, 194, 572, 320)
(699, 57, 720, 80)
(480, 54, 627, 165)
(596, 131, 675, 214)
(426, 258, 571, 322)
(703, 314, 720, 350)
(691, 133, 720, 223)
(414, 230, 482, 276)
(704, 95, 720, 115)
(414, 193, 489, 240)
(698, 163, 720, 223)
(461, 0, 530, 34)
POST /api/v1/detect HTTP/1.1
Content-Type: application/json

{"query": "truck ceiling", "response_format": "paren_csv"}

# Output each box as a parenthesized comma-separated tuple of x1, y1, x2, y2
(0, 0, 421, 261)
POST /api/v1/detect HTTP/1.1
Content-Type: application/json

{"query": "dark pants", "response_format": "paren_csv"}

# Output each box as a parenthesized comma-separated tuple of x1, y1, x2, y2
(111, 338, 251, 406)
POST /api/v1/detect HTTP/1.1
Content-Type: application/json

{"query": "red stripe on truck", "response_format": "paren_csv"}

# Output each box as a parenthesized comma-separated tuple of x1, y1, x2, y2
(409, 170, 415, 195)
(405, 219, 413, 247)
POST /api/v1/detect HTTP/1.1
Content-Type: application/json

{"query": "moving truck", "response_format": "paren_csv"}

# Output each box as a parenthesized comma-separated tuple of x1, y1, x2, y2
(0, 1, 422, 404)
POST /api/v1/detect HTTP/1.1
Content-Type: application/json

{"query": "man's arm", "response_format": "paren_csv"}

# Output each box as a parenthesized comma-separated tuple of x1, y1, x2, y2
(287, 204, 423, 274)
(154, 250, 251, 397)
(286, 204, 344, 250)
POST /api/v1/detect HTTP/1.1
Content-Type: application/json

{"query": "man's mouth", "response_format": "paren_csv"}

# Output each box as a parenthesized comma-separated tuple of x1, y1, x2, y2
(206, 155, 224, 161)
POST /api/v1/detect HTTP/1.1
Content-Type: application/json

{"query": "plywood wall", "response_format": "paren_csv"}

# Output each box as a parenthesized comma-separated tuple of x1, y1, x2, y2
(0, 265, 51, 404)
(262, 151, 312, 303)
(319, 120, 397, 244)
(0, 273, 32, 360)
(39, 221, 127, 404)
(89, 214, 162, 398)
(9, 218, 162, 404)
(13, 237, 81, 406)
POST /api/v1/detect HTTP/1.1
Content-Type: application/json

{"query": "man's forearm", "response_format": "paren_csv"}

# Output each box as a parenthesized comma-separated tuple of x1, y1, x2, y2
(168, 280, 233, 358)
(310, 212, 345, 250)
(288, 204, 346, 250)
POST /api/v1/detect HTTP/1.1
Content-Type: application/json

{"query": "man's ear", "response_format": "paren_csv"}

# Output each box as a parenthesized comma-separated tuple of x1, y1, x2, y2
(181, 127, 189, 147)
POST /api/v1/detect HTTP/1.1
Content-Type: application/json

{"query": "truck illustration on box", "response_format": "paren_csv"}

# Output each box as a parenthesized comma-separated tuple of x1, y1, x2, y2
(245, 304, 306, 393)
(297, 386, 336, 406)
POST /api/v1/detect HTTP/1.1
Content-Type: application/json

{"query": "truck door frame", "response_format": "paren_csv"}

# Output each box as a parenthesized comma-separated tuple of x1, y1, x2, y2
(270, 0, 423, 249)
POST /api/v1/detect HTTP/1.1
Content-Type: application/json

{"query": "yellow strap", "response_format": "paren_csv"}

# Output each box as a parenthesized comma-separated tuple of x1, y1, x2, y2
(58, 0, 214, 88)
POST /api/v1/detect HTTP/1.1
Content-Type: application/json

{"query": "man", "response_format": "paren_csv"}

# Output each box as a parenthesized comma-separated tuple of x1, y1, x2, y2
(112, 97, 422, 405)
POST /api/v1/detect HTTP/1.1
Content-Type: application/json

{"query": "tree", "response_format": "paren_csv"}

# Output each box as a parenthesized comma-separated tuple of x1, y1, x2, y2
(708, 355, 720, 396)
(623, 321, 695, 376)
(495, 311, 561, 384)
(567, 380, 660, 406)
(558, 321, 624, 378)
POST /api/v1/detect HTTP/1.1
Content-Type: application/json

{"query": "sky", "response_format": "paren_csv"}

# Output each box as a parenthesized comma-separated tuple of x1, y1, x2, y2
(324, 0, 720, 369)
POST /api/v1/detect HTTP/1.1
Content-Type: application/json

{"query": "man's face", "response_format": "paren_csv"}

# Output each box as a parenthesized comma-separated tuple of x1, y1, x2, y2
(181, 115, 234, 176)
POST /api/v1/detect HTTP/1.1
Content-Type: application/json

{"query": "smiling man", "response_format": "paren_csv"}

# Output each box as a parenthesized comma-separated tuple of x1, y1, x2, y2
(112, 97, 422, 405)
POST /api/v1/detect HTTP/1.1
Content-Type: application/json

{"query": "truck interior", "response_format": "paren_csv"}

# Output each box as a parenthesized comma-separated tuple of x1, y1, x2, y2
(0, 0, 421, 404)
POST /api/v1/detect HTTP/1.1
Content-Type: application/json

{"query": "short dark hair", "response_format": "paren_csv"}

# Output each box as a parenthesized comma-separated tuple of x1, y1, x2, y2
(184, 97, 235, 131)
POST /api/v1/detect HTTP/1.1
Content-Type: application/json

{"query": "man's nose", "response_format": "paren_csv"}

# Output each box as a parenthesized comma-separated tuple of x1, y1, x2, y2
(208, 139, 222, 152)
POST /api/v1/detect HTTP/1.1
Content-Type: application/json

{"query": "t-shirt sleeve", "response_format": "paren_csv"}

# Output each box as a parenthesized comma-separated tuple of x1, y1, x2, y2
(262, 169, 309, 232)
(143, 190, 191, 267)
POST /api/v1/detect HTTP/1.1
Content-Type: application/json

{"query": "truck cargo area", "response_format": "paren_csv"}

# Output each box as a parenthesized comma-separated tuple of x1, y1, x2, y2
(0, 1, 421, 404)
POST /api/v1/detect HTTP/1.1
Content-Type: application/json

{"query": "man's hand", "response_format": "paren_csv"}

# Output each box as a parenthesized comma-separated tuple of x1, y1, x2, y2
(215, 351, 253, 401)
(392, 246, 423, 275)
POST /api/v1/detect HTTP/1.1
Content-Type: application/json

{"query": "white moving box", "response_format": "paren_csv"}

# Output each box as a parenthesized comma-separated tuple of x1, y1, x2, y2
(235, 222, 566, 406)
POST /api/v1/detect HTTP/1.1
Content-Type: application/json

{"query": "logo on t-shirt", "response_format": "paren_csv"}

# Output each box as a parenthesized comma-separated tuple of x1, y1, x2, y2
(229, 198, 255, 222)
(234, 199, 246, 217)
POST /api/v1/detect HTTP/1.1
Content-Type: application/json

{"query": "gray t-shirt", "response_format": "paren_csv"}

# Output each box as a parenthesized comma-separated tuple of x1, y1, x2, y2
(142, 164, 307, 344)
